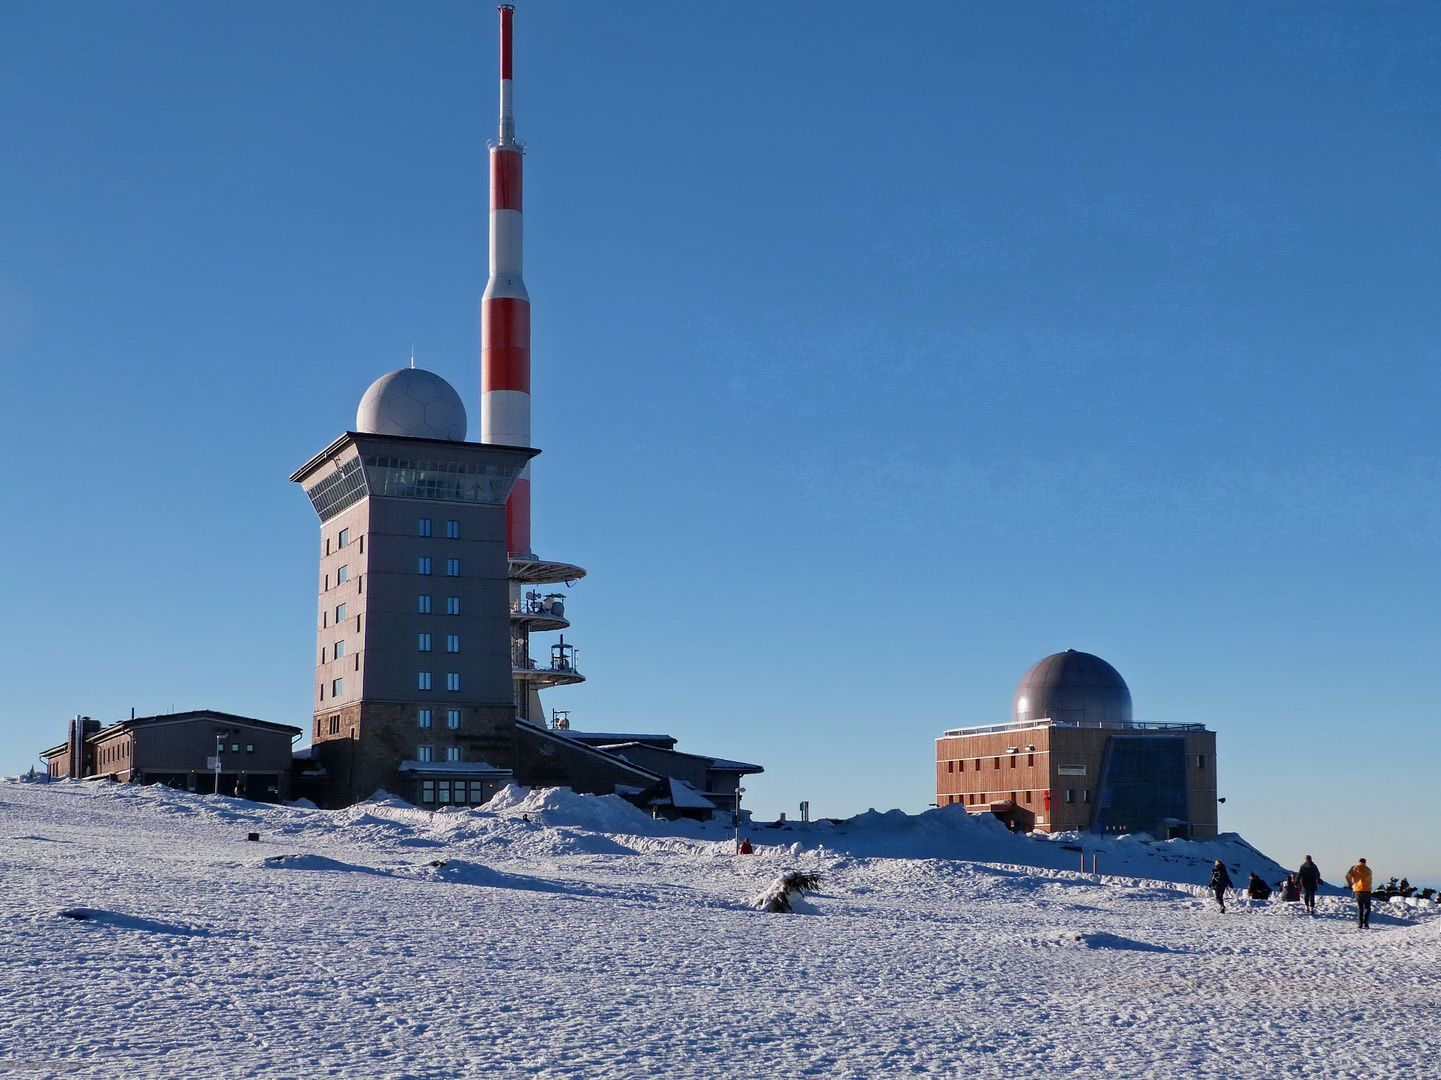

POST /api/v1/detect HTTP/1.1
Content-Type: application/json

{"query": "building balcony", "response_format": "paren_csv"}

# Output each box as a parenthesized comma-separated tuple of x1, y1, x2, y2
(512, 636, 584, 689)
(508, 557, 586, 586)
(510, 590, 570, 633)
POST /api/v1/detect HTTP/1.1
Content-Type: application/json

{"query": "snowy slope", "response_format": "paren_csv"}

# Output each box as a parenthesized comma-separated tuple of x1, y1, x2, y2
(1, 779, 1437, 1079)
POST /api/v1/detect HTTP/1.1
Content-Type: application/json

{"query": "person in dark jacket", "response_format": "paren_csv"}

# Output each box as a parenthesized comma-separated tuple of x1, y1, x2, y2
(1298, 855, 1321, 915)
(1247, 872, 1272, 900)
(1210, 860, 1234, 913)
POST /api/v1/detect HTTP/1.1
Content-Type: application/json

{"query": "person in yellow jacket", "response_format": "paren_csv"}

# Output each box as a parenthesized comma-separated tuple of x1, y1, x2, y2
(1345, 858, 1373, 929)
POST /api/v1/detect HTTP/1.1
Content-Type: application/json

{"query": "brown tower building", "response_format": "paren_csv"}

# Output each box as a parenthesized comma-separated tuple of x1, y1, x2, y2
(936, 650, 1217, 839)
(291, 370, 537, 807)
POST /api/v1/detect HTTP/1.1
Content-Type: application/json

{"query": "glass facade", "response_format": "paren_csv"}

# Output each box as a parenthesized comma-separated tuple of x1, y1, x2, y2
(363, 457, 520, 506)
(303, 450, 523, 523)
(1093, 736, 1189, 837)
(305, 457, 367, 522)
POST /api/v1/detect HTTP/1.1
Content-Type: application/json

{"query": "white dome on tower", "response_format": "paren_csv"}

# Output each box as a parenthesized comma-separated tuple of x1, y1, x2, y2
(356, 368, 467, 441)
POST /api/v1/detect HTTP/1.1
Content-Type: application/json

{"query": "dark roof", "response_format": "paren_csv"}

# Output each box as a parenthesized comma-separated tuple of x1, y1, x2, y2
(598, 742, 763, 775)
(515, 722, 663, 783)
(92, 710, 304, 741)
(559, 730, 678, 750)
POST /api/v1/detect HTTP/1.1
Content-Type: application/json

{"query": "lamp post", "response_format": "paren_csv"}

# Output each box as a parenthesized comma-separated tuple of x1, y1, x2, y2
(734, 786, 747, 852)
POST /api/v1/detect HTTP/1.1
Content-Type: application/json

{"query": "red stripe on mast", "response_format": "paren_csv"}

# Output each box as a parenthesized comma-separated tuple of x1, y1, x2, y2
(499, 5, 514, 81)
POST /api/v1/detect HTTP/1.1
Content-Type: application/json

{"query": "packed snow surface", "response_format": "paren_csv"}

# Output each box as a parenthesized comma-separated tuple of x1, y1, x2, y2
(2, 780, 1437, 1078)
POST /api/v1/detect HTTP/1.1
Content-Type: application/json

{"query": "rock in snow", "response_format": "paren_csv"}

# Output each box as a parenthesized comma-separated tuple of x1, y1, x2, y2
(1, 778, 1436, 1078)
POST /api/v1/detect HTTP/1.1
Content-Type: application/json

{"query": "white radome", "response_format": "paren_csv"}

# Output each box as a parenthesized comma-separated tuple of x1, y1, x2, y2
(356, 368, 467, 441)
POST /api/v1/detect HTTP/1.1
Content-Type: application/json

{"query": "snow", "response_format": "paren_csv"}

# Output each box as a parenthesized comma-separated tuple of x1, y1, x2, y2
(2, 779, 1438, 1078)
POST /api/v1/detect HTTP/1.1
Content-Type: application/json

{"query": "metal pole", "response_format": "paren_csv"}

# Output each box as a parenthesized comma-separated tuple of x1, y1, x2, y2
(215, 735, 223, 796)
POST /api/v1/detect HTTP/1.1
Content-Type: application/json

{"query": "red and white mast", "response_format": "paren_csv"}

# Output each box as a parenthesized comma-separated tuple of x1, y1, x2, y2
(481, 2, 531, 558)
(482, 5, 587, 728)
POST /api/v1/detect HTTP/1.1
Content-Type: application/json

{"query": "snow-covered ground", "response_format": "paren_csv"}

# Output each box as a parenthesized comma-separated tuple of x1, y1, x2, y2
(2, 779, 1437, 1078)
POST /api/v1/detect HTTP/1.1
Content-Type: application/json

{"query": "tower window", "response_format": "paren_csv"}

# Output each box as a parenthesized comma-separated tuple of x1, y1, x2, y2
(1009, 756, 1016, 769)
(447, 709, 461, 729)
(993, 757, 1000, 770)
(418, 671, 432, 691)
(446, 597, 461, 615)
(334, 640, 345, 659)
(1066, 789, 1074, 803)
(337, 565, 349, 584)
(418, 633, 432, 652)
(328, 715, 340, 735)
(1196, 754, 1207, 770)
(331, 678, 343, 697)
(446, 634, 460, 653)
(417, 745, 433, 762)
(446, 559, 460, 577)
(1027, 753, 1034, 766)
(418, 557, 431, 575)
(336, 603, 346, 622)
(446, 673, 460, 692)
(418, 708, 432, 729)
(446, 520, 460, 539)
(947, 760, 954, 773)
(446, 747, 461, 762)
(338, 528, 350, 548)
(418, 595, 431, 614)
(418, 518, 432, 537)
(1082, 789, 1091, 803)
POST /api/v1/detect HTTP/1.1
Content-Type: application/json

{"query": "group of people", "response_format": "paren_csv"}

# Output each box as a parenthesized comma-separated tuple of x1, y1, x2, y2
(1208, 855, 1375, 927)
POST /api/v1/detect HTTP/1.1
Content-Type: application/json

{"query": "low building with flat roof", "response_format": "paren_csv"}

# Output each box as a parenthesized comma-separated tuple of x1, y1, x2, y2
(41, 710, 303, 802)
(936, 650, 1217, 839)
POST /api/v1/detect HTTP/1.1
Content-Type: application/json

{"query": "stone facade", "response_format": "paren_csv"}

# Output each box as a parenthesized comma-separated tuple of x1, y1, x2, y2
(293, 431, 537, 807)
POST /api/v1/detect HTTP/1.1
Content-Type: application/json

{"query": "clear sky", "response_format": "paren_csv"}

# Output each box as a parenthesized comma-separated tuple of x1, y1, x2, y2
(2, 1, 1437, 886)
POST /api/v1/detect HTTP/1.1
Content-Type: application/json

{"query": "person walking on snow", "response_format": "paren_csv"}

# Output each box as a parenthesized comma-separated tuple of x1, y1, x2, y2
(1298, 855, 1322, 915)
(1346, 858, 1373, 928)
(1210, 860, 1234, 913)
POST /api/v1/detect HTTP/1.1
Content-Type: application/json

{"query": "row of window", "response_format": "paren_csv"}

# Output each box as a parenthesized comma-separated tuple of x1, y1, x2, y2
(941, 789, 1092, 807)
(416, 672, 462, 691)
(417, 709, 462, 729)
(326, 528, 361, 556)
(417, 519, 463, 538)
(417, 558, 461, 576)
(944, 754, 1037, 772)
(420, 779, 486, 805)
(323, 603, 355, 629)
(417, 595, 462, 615)
(324, 570, 361, 592)
(415, 746, 463, 763)
(417, 634, 461, 653)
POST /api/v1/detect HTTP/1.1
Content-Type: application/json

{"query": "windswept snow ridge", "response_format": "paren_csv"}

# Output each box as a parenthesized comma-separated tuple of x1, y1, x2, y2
(1, 779, 1436, 1079)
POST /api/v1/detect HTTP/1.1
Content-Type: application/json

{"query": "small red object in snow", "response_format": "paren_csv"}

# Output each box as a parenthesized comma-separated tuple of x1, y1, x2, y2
(738, 839, 754, 855)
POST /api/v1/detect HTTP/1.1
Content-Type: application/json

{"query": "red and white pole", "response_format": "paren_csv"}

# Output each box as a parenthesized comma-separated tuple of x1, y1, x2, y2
(481, 3, 532, 558)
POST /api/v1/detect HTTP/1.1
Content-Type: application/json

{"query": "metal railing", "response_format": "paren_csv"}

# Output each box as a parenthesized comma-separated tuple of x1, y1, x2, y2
(941, 718, 1208, 738)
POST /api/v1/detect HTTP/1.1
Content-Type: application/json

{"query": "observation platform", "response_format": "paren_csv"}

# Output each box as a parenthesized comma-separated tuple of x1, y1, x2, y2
(509, 557, 586, 586)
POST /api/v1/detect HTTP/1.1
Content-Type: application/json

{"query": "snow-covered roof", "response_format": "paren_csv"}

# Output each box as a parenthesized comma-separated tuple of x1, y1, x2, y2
(703, 756, 764, 774)
(396, 760, 512, 775)
(648, 778, 716, 810)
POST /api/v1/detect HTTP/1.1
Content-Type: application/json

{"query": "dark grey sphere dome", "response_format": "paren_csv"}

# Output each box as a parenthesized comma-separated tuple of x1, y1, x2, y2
(1012, 649, 1132, 725)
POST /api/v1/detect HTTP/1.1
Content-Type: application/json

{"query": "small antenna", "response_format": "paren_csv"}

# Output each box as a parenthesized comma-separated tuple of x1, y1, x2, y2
(410, 346, 415, 369)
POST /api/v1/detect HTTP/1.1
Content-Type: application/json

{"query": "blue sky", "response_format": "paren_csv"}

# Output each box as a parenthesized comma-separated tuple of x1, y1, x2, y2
(2, 1, 1437, 884)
